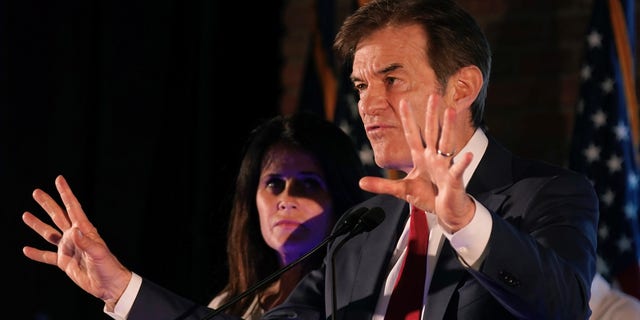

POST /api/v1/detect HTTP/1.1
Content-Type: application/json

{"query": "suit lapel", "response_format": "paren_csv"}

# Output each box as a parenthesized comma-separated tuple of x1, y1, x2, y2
(467, 134, 512, 214)
(466, 134, 513, 197)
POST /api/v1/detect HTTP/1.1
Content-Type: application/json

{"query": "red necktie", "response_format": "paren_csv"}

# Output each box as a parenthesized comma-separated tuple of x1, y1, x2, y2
(384, 206, 429, 320)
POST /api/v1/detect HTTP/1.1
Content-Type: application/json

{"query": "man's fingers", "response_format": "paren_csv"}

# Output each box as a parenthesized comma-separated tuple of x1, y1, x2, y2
(22, 246, 58, 266)
(22, 211, 63, 246)
(32, 188, 71, 231)
(55, 175, 91, 228)
(424, 95, 439, 154)
(450, 152, 473, 179)
(436, 107, 457, 157)
(359, 176, 405, 199)
(399, 101, 425, 152)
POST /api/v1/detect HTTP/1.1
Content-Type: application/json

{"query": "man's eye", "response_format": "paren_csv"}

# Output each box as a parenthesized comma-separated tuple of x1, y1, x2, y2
(354, 83, 366, 92)
(385, 77, 396, 86)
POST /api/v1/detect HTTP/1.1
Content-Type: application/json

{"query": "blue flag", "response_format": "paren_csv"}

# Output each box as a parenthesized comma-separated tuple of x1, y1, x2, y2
(569, 0, 640, 298)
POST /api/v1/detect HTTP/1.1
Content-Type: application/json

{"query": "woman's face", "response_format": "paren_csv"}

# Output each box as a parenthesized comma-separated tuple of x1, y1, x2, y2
(256, 143, 334, 266)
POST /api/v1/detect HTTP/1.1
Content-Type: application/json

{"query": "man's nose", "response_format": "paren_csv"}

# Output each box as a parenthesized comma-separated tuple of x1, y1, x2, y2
(358, 87, 388, 116)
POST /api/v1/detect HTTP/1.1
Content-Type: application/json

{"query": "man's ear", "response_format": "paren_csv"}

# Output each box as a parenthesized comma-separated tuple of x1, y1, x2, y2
(449, 65, 483, 109)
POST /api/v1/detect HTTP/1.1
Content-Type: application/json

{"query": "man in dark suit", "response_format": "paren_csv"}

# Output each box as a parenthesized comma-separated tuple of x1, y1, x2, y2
(281, 2, 596, 318)
(22, 0, 598, 319)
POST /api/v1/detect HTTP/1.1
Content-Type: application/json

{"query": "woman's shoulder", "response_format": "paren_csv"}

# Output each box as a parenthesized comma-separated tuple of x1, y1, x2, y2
(208, 292, 265, 319)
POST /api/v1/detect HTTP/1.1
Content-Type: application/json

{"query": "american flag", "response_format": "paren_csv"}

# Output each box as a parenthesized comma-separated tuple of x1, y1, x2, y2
(568, 0, 640, 299)
(296, 0, 383, 178)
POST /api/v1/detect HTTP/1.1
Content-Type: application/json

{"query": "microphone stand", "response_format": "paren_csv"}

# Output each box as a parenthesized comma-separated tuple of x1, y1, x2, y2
(200, 207, 370, 320)
(202, 235, 333, 320)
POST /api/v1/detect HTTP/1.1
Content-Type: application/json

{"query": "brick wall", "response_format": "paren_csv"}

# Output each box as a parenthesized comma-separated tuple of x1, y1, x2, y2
(280, 0, 640, 168)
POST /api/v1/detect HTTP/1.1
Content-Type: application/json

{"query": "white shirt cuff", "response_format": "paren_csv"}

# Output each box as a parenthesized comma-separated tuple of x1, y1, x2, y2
(443, 196, 492, 267)
(104, 272, 143, 319)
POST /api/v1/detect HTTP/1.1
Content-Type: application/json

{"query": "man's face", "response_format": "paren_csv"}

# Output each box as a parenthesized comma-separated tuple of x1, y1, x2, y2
(351, 24, 443, 173)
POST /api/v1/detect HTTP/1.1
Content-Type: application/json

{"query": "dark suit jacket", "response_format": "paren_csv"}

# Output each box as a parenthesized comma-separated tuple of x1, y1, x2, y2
(129, 134, 598, 320)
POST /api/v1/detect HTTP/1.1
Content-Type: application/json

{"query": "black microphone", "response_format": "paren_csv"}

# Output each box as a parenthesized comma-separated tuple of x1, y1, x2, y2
(347, 206, 385, 236)
(330, 207, 385, 320)
(332, 206, 369, 237)
(200, 206, 370, 320)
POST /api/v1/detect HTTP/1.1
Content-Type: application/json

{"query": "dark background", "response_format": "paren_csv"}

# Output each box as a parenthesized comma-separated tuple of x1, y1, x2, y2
(5, 1, 282, 319)
(4, 0, 639, 319)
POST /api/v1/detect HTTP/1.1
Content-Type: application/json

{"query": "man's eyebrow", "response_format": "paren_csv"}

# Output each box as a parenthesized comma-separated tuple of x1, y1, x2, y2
(380, 63, 402, 74)
(351, 63, 403, 83)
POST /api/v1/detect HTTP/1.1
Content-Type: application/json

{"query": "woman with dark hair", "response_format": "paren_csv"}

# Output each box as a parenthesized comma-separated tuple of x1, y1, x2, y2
(209, 112, 369, 318)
